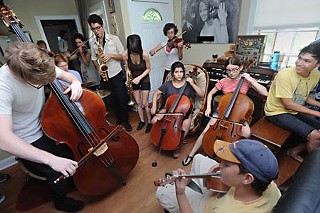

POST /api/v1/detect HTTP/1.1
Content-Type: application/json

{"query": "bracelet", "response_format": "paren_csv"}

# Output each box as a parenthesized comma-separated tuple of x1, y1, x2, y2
(220, 24, 227, 27)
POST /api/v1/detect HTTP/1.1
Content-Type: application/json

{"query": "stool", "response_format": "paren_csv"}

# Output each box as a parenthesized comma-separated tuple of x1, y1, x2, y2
(250, 116, 292, 154)
(16, 158, 46, 181)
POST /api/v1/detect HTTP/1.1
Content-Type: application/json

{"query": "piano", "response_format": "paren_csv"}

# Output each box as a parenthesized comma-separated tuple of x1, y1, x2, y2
(203, 60, 276, 88)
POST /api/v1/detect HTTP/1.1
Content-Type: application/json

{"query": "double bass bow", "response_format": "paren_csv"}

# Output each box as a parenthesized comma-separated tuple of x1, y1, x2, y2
(202, 63, 254, 156)
(0, 2, 139, 196)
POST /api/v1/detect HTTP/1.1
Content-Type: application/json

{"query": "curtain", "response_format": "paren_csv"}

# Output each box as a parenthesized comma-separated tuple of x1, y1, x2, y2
(74, 0, 89, 38)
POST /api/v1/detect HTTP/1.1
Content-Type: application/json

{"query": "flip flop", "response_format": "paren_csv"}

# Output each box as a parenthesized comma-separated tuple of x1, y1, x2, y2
(286, 150, 304, 163)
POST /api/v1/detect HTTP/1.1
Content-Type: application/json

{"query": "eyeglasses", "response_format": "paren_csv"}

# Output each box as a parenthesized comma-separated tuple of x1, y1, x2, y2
(226, 68, 240, 73)
(90, 25, 102, 31)
(27, 82, 43, 90)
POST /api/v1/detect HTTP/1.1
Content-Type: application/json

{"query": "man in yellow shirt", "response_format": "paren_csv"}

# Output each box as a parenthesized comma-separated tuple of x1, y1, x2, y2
(265, 43, 320, 162)
(156, 139, 281, 213)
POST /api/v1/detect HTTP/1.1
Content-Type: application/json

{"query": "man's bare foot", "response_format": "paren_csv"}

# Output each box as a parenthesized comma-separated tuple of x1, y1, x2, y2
(286, 150, 304, 163)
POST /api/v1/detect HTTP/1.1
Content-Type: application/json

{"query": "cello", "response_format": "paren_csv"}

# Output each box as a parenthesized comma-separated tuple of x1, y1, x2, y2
(150, 82, 192, 151)
(202, 64, 254, 156)
(0, 2, 139, 196)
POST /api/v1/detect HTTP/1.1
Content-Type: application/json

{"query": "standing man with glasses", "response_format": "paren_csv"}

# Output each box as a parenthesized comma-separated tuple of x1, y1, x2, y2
(265, 43, 320, 163)
(88, 14, 132, 131)
(0, 42, 85, 211)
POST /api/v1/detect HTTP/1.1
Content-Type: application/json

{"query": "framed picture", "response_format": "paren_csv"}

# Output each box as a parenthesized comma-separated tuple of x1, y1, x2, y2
(182, 0, 241, 44)
(108, 0, 115, 13)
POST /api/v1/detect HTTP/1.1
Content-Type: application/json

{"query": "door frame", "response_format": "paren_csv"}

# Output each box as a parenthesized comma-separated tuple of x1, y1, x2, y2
(34, 15, 83, 51)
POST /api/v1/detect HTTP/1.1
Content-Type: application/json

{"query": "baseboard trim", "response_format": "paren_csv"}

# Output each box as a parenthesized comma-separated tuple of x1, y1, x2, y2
(0, 156, 17, 170)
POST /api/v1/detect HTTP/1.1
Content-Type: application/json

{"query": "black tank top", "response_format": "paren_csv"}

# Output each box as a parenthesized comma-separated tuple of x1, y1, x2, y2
(128, 54, 150, 83)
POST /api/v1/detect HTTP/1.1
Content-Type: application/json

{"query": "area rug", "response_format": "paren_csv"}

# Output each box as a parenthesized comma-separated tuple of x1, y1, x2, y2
(15, 178, 51, 211)
(16, 177, 74, 211)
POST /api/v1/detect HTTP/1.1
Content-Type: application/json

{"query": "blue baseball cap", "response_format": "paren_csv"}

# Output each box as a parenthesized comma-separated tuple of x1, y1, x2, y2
(214, 139, 278, 183)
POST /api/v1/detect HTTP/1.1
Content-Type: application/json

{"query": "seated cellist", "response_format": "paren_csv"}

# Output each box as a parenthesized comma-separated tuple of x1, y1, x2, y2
(182, 57, 268, 166)
(151, 61, 204, 158)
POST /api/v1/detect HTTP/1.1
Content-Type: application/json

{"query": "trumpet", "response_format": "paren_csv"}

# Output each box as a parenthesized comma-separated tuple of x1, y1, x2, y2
(126, 69, 135, 106)
(96, 36, 109, 81)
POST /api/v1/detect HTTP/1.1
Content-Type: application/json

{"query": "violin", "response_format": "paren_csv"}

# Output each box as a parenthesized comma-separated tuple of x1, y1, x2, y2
(154, 172, 229, 193)
(166, 36, 191, 51)
(202, 63, 254, 156)
(0, 1, 139, 196)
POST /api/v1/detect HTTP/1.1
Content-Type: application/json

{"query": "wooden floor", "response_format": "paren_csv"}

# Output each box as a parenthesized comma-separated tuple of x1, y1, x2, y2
(0, 108, 301, 212)
(0, 110, 198, 213)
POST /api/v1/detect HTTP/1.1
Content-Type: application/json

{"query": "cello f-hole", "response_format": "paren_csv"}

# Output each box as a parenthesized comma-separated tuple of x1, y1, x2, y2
(99, 127, 120, 141)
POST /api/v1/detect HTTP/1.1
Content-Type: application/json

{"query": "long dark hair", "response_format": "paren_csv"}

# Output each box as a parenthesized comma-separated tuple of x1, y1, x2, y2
(127, 34, 143, 58)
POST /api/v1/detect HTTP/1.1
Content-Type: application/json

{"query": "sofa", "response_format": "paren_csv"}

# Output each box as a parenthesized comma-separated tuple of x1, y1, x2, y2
(273, 148, 320, 213)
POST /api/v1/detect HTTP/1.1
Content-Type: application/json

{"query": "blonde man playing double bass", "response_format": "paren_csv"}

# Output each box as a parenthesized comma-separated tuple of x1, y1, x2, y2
(0, 42, 84, 212)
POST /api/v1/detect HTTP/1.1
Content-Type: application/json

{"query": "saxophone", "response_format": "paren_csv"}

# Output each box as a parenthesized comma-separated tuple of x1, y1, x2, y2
(126, 69, 135, 106)
(96, 36, 109, 81)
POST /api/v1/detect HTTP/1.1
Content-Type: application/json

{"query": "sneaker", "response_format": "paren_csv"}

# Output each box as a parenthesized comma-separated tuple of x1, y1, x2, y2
(0, 174, 10, 183)
(145, 123, 153, 133)
(123, 121, 132, 132)
(136, 121, 145, 130)
(54, 197, 85, 212)
(0, 195, 5, 204)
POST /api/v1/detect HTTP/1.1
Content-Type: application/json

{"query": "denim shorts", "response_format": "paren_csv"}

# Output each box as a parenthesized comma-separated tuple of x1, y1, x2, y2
(266, 113, 320, 139)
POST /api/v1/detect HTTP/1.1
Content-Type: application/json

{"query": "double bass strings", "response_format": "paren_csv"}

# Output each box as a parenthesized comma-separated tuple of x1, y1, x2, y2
(50, 82, 115, 168)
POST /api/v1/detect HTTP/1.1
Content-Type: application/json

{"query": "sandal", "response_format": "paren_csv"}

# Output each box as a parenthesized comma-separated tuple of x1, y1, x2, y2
(182, 155, 194, 166)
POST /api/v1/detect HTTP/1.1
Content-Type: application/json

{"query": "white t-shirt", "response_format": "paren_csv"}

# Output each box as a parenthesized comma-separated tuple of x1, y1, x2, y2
(161, 41, 180, 71)
(0, 65, 61, 143)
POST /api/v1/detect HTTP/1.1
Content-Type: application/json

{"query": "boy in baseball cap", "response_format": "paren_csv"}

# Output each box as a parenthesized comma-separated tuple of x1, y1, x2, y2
(156, 139, 281, 213)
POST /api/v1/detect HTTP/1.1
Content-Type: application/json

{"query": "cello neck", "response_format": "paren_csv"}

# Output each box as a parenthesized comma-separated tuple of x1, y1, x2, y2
(168, 82, 188, 113)
(154, 172, 220, 186)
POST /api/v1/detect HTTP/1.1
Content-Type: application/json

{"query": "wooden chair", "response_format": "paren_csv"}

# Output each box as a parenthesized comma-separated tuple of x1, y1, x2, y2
(164, 64, 209, 135)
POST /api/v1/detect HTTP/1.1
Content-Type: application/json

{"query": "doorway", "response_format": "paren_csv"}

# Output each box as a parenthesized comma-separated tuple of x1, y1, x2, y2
(35, 15, 83, 53)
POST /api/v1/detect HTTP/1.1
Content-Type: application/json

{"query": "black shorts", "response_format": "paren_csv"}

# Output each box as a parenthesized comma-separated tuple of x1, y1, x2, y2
(133, 81, 151, 91)
(267, 113, 320, 139)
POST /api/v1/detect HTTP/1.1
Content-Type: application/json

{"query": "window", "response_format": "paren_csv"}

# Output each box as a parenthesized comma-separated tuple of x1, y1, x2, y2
(254, 28, 319, 68)
(142, 8, 162, 22)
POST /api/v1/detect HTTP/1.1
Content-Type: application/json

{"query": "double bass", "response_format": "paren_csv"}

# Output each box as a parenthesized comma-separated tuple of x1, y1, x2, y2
(0, 2, 139, 196)
(150, 82, 192, 151)
(202, 65, 254, 156)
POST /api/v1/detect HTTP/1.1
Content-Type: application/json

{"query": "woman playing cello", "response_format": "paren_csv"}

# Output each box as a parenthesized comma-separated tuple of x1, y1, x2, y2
(151, 61, 204, 158)
(182, 57, 268, 166)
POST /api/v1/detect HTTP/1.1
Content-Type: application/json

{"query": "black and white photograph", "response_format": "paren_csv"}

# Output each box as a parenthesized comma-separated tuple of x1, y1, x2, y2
(182, 0, 241, 43)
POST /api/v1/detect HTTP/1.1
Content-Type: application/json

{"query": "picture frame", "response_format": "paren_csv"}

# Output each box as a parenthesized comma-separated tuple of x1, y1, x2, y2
(182, 0, 242, 44)
(108, 0, 115, 13)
